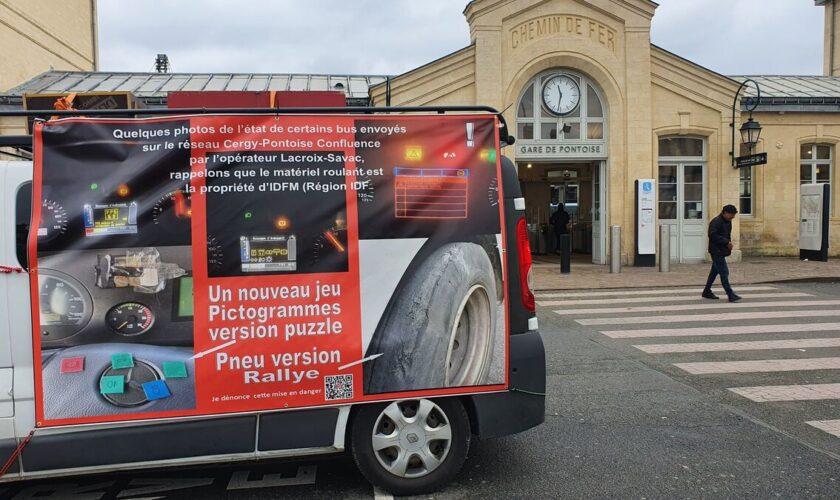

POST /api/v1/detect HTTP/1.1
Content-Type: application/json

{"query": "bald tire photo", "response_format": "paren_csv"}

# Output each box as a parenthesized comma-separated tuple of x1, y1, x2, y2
(364, 242, 497, 394)
(350, 398, 471, 496)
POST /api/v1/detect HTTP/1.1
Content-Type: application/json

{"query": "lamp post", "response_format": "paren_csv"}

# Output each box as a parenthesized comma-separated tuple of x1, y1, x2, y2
(731, 79, 763, 167)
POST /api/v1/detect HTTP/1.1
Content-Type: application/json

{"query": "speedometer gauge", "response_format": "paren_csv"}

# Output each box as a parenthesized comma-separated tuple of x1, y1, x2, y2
(38, 199, 68, 242)
(487, 178, 499, 207)
(152, 188, 191, 233)
(312, 218, 348, 268)
(38, 269, 93, 340)
(207, 234, 224, 272)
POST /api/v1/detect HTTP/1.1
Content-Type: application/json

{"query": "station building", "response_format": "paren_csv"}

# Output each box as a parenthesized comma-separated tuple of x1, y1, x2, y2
(3, 0, 840, 264)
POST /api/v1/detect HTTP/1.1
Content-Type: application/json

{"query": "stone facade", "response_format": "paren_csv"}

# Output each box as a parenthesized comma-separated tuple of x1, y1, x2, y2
(0, 0, 97, 139)
(740, 111, 840, 256)
(0, 0, 97, 92)
(371, 0, 840, 263)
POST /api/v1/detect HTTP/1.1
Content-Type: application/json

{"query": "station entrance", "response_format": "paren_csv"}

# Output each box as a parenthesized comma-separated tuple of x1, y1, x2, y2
(518, 160, 607, 264)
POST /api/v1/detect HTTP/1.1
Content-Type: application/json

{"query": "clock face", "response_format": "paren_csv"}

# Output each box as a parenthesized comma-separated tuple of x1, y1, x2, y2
(542, 75, 580, 116)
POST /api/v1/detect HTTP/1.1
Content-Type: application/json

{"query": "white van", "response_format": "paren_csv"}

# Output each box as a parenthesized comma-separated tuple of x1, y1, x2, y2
(0, 109, 544, 496)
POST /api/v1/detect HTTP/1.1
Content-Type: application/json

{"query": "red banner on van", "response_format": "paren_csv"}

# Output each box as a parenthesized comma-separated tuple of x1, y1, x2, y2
(31, 114, 507, 427)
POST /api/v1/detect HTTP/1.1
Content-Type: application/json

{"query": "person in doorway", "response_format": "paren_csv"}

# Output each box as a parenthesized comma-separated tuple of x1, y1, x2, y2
(550, 204, 571, 255)
(702, 204, 741, 302)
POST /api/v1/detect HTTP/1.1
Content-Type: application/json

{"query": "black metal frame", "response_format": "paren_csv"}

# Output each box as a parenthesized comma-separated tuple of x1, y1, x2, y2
(0, 106, 516, 150)
(730, 79, 761, 167)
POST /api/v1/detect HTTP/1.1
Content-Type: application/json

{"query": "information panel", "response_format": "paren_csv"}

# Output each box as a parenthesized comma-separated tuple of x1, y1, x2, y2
(635, 178, 656, 266)
(799, 183, 830, 261)
(31, 114, 508, 427)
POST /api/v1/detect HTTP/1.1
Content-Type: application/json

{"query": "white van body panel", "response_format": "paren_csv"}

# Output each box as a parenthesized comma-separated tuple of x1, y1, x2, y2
(0, 161, 403, 480)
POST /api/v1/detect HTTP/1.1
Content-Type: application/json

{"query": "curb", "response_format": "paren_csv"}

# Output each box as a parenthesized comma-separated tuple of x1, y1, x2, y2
(534, 276, 840, 293)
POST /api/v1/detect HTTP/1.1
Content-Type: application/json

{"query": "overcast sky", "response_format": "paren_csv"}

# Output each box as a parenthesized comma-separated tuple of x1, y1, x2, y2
(97, 1, 825, 77)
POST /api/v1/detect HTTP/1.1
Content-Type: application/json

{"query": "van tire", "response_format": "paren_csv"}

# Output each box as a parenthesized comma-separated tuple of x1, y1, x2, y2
(364, 242, 497, 394)
(350, 398, 470, 496)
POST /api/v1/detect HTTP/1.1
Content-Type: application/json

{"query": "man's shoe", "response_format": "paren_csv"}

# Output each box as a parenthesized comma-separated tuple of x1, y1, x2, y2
(729, 294, 742, 303)
(702, 291, 719, 300)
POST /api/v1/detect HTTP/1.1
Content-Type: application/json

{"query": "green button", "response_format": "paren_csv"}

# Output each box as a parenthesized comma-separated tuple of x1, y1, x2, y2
(100, 375, 125, 394)
(111, 353, 134, 370)
(163, 361, 188, 379)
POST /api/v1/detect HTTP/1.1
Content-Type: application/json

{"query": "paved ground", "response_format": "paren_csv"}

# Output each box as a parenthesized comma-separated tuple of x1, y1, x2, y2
(533, 254, 840, 290)
(4, 282, 840, 499)
(539, 282, 840, 457)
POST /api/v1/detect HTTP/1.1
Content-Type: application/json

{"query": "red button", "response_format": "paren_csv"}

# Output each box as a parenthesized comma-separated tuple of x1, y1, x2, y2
(60, 357, 85, 374)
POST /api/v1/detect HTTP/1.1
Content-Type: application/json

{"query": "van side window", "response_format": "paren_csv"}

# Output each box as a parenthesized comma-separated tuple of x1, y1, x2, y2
(15, 182, 32, 268)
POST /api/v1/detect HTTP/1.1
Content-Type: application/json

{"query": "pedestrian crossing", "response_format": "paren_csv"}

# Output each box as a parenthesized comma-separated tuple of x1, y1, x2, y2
(538, 283, 840, 444)
(537, 292, 810, 307)
(553, 299, 840, 316)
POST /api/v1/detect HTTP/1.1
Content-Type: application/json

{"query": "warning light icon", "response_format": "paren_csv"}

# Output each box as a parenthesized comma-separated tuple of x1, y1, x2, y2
(479, 149, 497, 163)
(405, 147, 423, 161)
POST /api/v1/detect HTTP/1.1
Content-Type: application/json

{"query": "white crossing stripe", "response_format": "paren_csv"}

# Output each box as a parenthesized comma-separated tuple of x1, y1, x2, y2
(674, 357, 840, 375)
(635, 338, 840, 353)
(538, 292, 809, 307)
(602, 322, 840, 339)
(807, 420, 840, 438)
(535, 285, 778, 299)
(729, 383, 840, 402)
(554, 299, 840, 316)
(577, 310, 840, 326)
(373, 486, 395, 500)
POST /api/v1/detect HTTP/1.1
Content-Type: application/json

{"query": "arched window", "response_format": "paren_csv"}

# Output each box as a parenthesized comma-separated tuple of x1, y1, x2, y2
(515, 71, 606, 143)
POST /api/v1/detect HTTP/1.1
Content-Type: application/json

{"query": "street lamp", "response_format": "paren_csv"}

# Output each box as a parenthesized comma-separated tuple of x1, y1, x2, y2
(731, 79, 762, 167)
(740, 117, 762, 150)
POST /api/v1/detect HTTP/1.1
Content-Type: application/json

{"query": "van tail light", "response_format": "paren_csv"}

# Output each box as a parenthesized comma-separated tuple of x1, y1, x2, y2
(516, 217, 535, 312)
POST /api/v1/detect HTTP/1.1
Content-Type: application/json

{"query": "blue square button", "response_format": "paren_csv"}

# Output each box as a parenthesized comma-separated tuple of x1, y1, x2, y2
(142, 380, 171, 401)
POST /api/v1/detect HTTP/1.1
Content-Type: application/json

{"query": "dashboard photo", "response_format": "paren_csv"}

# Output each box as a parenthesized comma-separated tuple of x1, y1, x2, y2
(203, 151, 349, 277)
(35, 120, 198, 419)
(37, 247, 196, 419)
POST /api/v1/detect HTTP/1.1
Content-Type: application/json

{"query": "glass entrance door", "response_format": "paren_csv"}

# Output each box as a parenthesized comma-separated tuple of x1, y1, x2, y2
(658, 163, 706, 263)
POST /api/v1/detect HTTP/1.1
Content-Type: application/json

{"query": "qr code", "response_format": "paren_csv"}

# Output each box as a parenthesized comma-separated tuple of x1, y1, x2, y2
(325, 374, 353, 401)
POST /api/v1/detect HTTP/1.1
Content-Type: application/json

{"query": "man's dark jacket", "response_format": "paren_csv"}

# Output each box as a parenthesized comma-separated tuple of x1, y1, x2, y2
(550, 209, 570, 235)
(708, 214, 732, 257)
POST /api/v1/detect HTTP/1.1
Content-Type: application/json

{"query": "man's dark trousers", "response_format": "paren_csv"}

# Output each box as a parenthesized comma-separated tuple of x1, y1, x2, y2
(704, 254, 734, 298)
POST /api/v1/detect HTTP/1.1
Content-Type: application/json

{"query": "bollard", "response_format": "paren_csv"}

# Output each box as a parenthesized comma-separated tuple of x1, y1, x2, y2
(659, 224, 670, 272)
(560, 234, 571, 274)
(610, 225, 621, 274)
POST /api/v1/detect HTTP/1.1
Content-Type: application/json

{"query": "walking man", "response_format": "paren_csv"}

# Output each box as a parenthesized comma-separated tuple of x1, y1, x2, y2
(702, 204, 741, 302)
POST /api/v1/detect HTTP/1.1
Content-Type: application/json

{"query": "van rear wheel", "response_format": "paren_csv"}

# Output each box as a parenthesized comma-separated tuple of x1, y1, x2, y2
(350, 398, 470, 496)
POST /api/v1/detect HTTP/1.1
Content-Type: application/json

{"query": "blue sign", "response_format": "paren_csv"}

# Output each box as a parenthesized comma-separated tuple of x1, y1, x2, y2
(642, 182, 652, 192)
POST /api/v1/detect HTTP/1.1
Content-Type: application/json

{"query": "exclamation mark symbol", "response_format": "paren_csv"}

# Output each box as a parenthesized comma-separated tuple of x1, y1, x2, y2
(466, 122, 475, 148)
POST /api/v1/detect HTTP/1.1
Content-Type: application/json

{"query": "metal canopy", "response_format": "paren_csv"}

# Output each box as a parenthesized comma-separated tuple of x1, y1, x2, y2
(0, 70, 390, 103)
(732, 76, 840, 111)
